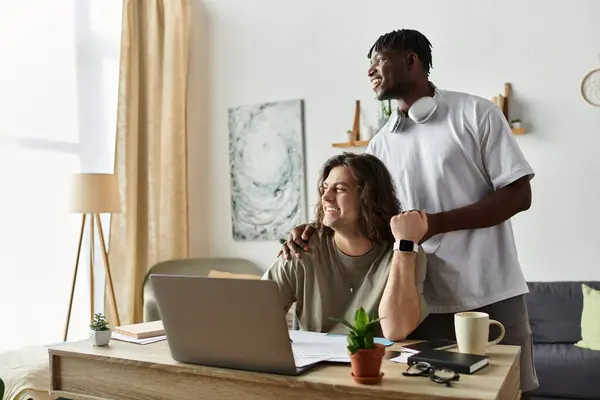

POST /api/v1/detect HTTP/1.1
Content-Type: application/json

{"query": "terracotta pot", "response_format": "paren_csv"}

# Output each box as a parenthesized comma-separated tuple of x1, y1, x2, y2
(349, 343, 385, 381)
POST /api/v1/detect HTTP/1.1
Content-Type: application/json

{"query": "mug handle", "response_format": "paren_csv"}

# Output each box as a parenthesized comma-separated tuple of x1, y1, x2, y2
(487, 319, 505, 346)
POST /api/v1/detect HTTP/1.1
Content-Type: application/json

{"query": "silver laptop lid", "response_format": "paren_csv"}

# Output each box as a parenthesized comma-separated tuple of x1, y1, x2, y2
(150, 274, 299, 375)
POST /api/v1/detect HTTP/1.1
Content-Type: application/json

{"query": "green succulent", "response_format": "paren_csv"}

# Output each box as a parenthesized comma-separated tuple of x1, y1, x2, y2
(330, 307, 382, 354)
(89, 313, 110, 331)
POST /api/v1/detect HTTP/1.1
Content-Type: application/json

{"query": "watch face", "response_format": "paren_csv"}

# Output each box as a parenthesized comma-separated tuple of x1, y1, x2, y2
(399, 240, 414, 252)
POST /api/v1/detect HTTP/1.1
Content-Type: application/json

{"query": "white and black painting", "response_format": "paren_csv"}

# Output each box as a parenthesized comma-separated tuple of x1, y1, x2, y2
(227, 99, 307, 241)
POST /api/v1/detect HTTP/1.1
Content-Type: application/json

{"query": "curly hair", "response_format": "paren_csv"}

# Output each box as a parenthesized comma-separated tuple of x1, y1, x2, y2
(313, 152, 401, 243)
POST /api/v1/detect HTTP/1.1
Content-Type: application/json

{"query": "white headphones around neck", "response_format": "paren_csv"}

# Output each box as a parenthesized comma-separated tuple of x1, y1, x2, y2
(387, 84, 440, 133)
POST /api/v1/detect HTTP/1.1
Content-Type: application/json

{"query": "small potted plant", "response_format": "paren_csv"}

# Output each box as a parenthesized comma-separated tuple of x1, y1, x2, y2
(89, 313, 111, 346)
(331, 307, 386, 384)
(346, 129, 354, 142)
(510, 118, 521, 129)
(1, 376, 5, 400)
(378, 99, 392, 129)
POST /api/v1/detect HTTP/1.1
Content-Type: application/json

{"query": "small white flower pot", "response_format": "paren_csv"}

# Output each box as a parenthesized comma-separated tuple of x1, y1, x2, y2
(511, 122, 521, 129)
(89, 329, 111, 346)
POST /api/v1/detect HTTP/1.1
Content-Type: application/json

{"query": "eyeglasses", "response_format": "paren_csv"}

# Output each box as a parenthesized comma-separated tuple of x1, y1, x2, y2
(402, 362, 460, 386)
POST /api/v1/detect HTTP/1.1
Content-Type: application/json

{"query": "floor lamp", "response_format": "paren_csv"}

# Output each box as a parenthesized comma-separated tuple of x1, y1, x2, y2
(64, 173, 122, 341)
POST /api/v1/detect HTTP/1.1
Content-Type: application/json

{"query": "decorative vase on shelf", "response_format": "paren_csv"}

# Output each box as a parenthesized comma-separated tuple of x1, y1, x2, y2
(346, 130, 354, 143)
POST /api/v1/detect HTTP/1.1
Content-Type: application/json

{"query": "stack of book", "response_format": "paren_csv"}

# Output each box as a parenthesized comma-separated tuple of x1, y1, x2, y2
(112, 320, 166, 344)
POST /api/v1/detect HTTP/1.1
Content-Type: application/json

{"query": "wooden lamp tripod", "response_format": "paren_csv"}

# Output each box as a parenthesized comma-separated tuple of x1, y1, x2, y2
(64, 173, 121, 341)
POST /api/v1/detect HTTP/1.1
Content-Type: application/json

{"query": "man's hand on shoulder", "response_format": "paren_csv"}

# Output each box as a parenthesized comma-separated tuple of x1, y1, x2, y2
(277, 224, 315, 260)
(420, 212, 441, 244)
(390, 210, 428, 244)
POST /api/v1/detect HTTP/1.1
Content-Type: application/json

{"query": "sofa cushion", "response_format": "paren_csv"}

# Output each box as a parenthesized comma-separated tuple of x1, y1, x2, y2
(526, 281, 600, 344)
(575, 284, 600, 351)
(531, 343, 600, 399)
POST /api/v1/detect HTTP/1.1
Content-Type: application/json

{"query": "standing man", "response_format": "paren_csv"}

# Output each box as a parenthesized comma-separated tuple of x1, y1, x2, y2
(365, 28, 538, 393)
(280, 29, 538, 393)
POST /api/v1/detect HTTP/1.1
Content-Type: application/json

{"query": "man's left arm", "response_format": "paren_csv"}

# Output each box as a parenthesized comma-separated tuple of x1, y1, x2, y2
(424, 105, 534, 241)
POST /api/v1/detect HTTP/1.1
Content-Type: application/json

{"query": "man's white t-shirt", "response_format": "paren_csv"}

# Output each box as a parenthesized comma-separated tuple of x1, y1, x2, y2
(366, 86, 534, 314)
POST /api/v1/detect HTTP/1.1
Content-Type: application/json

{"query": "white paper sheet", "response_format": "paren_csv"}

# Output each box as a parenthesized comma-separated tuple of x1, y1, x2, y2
(289, 330, 327, 342)
(289, 330, 351, 365)
(389, 352, 411, 364)
(293, 356, 330, 368)
(111, 332, 167, 345)
(293, 343, 348, 358)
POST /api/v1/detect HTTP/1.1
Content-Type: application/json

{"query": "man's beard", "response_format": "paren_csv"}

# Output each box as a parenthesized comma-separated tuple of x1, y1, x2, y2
(377, 81, 410, 101)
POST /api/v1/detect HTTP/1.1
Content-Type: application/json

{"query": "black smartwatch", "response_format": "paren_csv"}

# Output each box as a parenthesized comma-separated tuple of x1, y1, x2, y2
(393, 239, 419, 254)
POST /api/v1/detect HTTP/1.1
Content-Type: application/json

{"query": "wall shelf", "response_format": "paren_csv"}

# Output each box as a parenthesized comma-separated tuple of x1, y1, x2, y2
(332, 140, 371, 148)
(492, 83, 528, 135)
(333, 85, 527, 149)
(332, 100, 369, 148)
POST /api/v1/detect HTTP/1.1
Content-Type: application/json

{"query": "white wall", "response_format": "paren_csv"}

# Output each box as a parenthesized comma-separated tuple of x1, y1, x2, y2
(188, 0, 600, 281)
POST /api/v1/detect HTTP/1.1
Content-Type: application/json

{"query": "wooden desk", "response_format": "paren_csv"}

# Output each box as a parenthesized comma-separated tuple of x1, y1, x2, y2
(48, 339, 520, 400)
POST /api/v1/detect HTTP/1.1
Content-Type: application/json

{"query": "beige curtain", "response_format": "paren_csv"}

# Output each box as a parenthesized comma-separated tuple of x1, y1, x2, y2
(108, 0, 190, 325)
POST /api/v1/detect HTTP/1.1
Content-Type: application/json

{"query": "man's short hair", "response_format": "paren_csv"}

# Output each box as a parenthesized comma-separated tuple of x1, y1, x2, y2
(367, 29, 433, 76)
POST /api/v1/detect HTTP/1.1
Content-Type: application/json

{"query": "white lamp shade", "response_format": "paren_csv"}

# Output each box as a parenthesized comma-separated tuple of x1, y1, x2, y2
(70, 173, 122, 214)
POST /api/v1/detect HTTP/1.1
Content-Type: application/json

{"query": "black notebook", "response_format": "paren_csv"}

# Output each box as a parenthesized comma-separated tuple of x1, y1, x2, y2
(401, 339, 457, 354)
(407, 349, 489, 374)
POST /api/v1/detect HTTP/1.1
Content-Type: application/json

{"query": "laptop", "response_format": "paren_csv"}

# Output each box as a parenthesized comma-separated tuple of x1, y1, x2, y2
(150, 274, 314, 375)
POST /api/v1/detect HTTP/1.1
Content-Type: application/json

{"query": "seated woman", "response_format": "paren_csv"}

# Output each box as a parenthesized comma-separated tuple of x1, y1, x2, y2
(263, 152, 428, 341)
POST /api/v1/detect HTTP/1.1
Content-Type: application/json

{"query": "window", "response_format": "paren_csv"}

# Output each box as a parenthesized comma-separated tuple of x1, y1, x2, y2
(0, 0, 122, 353)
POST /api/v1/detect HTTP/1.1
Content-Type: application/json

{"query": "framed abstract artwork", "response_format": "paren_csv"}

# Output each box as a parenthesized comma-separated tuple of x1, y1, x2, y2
(227, 99, 307, 241)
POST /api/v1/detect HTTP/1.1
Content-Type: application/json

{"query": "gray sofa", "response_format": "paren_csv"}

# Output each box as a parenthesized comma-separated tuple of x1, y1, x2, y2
(525, 281, 600, 400)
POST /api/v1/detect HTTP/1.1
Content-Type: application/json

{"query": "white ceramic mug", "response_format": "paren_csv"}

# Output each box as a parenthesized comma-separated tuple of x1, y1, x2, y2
(454, 312, 505, 355)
